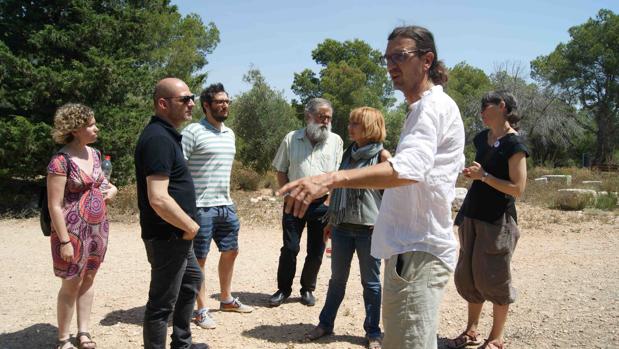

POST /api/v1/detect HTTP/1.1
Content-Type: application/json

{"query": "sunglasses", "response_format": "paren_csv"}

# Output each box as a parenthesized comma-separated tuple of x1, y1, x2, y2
(380, 49, 425, 66)
(163, 94, 195, 103)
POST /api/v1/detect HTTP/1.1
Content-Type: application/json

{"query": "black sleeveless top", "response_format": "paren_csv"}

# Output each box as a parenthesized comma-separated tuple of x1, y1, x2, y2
(462, 129, 529, 223)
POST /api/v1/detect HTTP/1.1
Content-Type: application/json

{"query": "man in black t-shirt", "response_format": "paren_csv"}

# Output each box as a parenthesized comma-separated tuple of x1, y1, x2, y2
(134, 77, 208, 349)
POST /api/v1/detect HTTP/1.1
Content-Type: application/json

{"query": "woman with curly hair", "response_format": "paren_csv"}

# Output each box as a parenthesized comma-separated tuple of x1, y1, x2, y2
(47, 103, 117, 349)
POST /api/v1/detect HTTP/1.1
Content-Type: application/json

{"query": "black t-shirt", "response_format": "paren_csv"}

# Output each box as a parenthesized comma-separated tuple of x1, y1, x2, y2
(462, 129, 529, 223)
(135, 116, 197, 240)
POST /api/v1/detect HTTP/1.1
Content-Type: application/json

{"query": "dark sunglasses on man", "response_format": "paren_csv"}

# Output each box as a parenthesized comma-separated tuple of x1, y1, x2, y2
(163, 94, 196, 103)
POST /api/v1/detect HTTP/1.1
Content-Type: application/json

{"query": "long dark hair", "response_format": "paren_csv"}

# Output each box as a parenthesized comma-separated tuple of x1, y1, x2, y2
(481, 90, 521, 129)
(388, 26, 448, 86)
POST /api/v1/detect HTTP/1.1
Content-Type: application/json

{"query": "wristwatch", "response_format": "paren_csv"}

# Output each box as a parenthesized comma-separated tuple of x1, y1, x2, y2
(481, 172, 489, 183)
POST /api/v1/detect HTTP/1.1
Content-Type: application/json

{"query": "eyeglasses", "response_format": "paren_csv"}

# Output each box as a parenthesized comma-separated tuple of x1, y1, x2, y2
(212, 99, 231, 105)
(313, 113, 332, 122)
(163, 95, 195, 103)
(380, 49, 425, 66)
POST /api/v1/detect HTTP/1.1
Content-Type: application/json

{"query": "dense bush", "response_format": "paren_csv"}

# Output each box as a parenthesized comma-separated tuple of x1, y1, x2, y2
(0, 116, 54, 179)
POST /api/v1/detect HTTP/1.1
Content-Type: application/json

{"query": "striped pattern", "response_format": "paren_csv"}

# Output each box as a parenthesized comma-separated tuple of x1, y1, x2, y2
(181, 119, 235, 207)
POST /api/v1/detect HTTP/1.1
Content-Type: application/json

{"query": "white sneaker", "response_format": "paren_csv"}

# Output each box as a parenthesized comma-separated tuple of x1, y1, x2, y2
(220, 297, 254, 313)
(194, 309, 217, 329)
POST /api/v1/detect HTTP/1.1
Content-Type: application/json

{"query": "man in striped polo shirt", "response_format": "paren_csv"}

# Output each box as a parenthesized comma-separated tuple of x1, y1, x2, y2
(181, 83, 253, 330)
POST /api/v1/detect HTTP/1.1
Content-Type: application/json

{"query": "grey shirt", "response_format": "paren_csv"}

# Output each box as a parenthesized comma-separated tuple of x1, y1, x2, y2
(272, 128, 343, 181)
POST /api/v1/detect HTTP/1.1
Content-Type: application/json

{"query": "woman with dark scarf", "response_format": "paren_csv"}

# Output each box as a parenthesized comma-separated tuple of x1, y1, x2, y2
(304, 107, 391, 349)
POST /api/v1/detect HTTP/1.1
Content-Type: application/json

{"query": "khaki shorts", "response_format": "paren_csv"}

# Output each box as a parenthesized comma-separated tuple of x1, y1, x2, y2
(454, 214, 520, 305)
(383, 251, 450, 349)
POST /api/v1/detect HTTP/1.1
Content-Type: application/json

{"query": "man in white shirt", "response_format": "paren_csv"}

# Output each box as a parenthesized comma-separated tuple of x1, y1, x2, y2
(278, 26, 465, 349)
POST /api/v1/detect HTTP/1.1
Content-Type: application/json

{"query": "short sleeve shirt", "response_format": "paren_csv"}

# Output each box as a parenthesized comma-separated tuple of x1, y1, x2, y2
(272, 128, 343, 181)
(462, 129, 530, 223)
(181, 119, 235, 208)
(135, 116, 197, 240)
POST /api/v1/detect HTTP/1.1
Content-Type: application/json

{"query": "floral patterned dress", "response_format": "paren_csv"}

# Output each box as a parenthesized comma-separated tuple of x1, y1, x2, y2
(47, 147, 109, 279)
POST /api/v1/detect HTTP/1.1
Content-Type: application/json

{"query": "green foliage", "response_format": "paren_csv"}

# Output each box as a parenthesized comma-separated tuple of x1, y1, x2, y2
(531, 9, 619, 165)
(595, 193, 618, 210)
(383, 102, 407, 153)
(0, 116, 54, 179)
(291, 39, 395, 139)
(446, 62, 493, 148)
(0, 0, 219, 183)
(230, 68, 301, 173)
(230, 161, 262, 191)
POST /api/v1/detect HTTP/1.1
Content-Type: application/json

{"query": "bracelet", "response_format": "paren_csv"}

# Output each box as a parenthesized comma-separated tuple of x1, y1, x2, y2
(60, 240, 71, 246)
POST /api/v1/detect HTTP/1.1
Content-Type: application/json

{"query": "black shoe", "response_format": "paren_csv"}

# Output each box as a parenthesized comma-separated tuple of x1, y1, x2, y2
(190, 343, 210, 349)
(300, 290, 315, 306)
(269, 290, 289, 307)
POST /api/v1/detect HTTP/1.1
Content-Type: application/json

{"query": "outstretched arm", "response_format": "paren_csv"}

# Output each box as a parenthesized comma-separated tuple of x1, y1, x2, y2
(277, 161, 416, 217)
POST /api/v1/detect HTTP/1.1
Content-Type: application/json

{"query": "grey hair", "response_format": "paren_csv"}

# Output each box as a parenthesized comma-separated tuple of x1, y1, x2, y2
(304, 98, 333, 117)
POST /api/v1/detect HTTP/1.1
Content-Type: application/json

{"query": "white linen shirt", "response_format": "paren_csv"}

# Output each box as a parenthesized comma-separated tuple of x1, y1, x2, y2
(371, 85, 465, 270)
(272, 128, 343, 181)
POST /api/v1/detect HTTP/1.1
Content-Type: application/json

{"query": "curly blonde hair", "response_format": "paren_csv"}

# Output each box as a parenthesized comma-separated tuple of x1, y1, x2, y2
(51, 103, 95, 144)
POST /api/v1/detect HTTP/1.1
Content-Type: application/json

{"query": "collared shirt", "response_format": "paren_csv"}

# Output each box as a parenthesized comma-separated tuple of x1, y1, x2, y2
(371, 85, 465, 270)
(135, 116, 197, 240)
(272, 128, 343, 181)
(181, 119, 235, 208)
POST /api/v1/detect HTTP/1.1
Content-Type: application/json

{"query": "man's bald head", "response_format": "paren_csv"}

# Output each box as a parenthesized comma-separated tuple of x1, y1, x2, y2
(152, 77, 194, 128)
(153, 77, 189, 103)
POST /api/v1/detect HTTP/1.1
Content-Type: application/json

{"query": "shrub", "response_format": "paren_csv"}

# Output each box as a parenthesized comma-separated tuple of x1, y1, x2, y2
(231, 161, 262, 191)
(595, 193, 618, 210)
(107, 184, 139, 217)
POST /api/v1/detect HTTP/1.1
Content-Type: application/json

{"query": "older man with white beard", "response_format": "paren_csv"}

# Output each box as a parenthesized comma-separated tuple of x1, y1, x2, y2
(269, 98, 343, 307)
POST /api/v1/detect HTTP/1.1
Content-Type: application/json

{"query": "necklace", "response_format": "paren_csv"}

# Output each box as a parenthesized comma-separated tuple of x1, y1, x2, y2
(489, 127, 512, 148)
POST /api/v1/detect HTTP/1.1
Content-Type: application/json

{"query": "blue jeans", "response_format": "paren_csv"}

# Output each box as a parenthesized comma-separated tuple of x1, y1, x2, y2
(194, 205, 240, 259)
(318, 223, 382, 339)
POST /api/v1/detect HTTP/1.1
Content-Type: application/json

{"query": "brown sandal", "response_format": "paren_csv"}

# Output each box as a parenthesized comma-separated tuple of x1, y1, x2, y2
(480, 339, 505, 349)
(447, 330, 483, 348)
(303, 326, 332, 342)
(77, 332, 96, 349)
(56, 338, 76, 349)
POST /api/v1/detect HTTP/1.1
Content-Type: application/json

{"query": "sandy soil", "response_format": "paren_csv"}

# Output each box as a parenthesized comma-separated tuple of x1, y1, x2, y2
(0, 200, 617, 349)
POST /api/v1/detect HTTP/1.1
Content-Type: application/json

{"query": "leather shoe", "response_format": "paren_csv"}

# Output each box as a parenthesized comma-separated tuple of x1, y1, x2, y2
(190, 343, 210, 349)
(300, 290, 315, 306)
(269, 290, 289, 307)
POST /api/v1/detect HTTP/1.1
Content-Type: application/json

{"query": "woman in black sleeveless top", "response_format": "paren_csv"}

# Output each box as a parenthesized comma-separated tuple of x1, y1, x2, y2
(448, 91, 529, 349)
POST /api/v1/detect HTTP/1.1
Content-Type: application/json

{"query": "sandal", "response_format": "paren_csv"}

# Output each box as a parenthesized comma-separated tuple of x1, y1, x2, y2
(303, 325, 332, 342)
(56, 338, 76, 349)
(480, 339, 505, 349)
(77, 332, 96, 349)
(447, 330, 483, 348)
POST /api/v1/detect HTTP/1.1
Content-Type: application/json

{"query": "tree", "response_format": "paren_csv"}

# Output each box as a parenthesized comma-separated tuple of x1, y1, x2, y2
(531, 9, 619, 165)
(291, 39, 395, 139)
(492, 64, 583, 166)
(446, 62, 493, 162)
(230, 68, 301, 173)
(0, 0, 219, 183)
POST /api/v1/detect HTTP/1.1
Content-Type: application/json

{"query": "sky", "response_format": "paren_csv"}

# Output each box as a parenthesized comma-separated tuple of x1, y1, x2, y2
(171, 0, 618, 102)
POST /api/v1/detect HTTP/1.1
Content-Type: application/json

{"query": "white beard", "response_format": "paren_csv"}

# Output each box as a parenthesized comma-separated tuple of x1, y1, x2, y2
(306, 121, 331, 143)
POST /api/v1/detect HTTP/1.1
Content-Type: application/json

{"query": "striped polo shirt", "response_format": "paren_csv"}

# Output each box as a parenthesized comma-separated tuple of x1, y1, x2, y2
(181, 119, 235, 208)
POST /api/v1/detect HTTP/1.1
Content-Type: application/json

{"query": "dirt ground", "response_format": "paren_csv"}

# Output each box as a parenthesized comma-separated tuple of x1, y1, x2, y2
(0, 198, 618, 349)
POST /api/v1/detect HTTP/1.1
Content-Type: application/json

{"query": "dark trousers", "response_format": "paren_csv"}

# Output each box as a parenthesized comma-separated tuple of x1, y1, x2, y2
(143, 238, 203, 349)
(276, 197, 328, 295)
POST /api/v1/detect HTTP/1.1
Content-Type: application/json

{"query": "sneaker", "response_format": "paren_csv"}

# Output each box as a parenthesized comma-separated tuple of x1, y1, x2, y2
(220, 297, 254, 313)
(194, 309, 217, 329)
